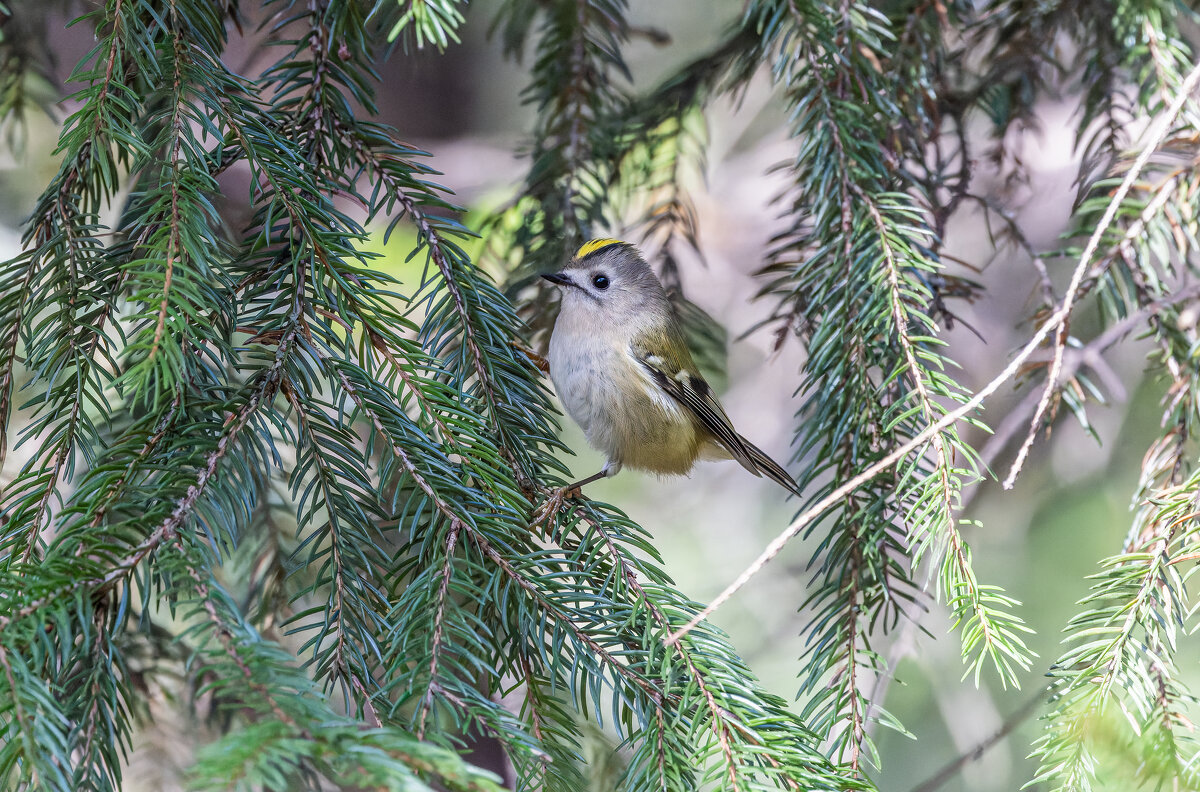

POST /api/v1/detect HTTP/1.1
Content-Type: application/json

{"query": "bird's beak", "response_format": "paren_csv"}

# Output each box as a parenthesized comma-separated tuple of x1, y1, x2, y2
(542, 271, 574, 287)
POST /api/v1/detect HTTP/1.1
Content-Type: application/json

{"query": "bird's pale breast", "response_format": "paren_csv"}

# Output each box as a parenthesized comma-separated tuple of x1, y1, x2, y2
(548, 324, 703, 475)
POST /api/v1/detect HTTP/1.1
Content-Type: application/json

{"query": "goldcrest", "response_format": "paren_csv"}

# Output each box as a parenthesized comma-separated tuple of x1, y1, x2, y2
(542, 239, 800, 496)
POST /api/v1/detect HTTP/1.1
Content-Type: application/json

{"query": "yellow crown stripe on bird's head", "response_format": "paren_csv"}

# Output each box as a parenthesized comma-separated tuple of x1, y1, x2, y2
(575, 238, 625, 259)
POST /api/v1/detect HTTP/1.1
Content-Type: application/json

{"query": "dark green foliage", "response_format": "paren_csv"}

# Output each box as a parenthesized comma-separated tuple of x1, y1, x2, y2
(0, 0, 1198, 790)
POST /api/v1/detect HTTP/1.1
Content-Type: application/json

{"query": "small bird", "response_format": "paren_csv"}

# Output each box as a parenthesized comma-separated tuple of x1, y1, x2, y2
(540, 238, 801, 500)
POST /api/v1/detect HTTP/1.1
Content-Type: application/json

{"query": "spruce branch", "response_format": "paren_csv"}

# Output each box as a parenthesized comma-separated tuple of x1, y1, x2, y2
(82, 396, 182, 531)
(67, 604, 131, 790)
(471, 528, 662, 700)
(0, 252, 37, 466)
(1031, 470, 1200, 791)
(486, 0, 635, 337)
(0, 0, 154, 471)
(330, 361, 484, 537)
(405, 199, 534, 483)
(666, 49, 1200, 639)
(282, 378, 388, 712)
(416, 520, 461, 740)
(1, 211, 127, 565)
(870, 199, 1031, 686)
(0, 324, 298, 632)
(180, 548, 301, 730)
(573, 514, 755, 786)
(665, 262, 1141, 643)
(340, 123, 555, 491)
(543, 501, 857, 790)
(869, 280, 1200, 733)
(0, 643, 60, 789)
(138, 32, 188, 384)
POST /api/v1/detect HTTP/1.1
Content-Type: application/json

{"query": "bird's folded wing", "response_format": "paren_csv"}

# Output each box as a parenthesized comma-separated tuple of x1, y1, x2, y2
(633, 343, 800, 496)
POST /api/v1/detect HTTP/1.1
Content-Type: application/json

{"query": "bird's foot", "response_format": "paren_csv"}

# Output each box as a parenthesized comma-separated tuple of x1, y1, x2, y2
(510, 340, 550, 374)
(531, 484, 582, 527)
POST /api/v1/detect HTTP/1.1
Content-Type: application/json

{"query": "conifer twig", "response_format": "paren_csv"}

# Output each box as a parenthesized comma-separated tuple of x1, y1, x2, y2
(1002, 59, 1200, 488)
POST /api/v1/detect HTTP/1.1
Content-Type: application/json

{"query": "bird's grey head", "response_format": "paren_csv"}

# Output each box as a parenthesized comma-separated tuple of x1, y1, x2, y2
(541, 239, 670, 321)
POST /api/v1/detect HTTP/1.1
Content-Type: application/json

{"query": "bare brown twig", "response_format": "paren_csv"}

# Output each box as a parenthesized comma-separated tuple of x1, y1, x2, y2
(907, 689, 1047, 792)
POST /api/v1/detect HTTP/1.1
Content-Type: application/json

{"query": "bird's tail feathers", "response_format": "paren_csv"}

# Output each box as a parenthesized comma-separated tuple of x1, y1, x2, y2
(735, 434, 801, 497)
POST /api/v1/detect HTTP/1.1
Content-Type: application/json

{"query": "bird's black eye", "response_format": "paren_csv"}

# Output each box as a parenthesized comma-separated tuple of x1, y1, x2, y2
(592, 273, 610, 290)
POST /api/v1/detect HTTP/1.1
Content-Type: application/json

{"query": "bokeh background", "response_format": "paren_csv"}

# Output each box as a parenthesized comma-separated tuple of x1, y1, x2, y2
(0, 1, 1185, 790)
